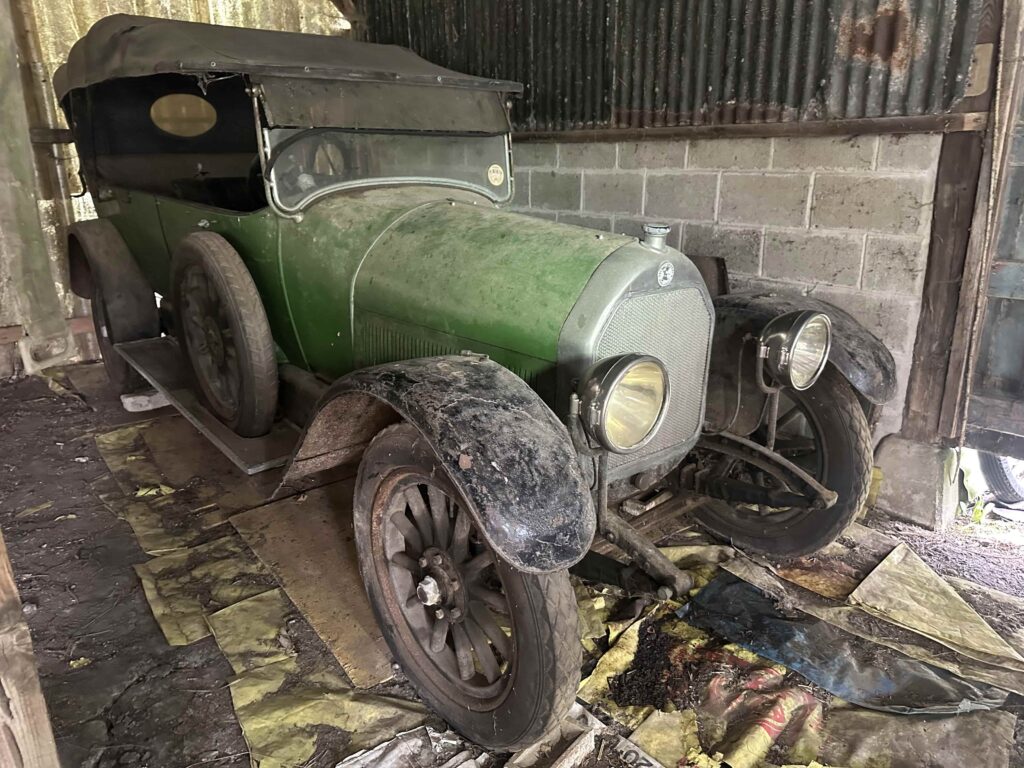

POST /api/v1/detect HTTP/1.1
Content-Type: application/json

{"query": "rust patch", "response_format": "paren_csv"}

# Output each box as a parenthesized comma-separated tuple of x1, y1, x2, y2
(851, 4, 912, 65)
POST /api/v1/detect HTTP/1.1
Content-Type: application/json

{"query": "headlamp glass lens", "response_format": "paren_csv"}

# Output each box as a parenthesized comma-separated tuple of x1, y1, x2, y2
(603, 360, 667, 450)
(789, 315, 830, 389)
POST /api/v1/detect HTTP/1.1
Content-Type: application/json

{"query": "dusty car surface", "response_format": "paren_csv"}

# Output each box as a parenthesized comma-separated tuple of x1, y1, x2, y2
(57, 15, 897, 749)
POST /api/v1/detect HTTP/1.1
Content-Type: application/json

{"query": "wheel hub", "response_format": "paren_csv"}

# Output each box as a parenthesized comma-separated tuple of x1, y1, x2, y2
(416, 547, 465, 619)
(204, 324, 225, 366)
(416, 575, 442, 607)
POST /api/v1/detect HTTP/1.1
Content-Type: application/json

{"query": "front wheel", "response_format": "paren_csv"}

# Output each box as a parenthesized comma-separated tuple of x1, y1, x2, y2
(693, 366, 873, 556)
(353, 423, 581, 750)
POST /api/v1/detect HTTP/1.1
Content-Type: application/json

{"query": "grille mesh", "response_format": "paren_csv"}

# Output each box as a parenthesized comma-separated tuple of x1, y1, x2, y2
(596, 288, 712, 472)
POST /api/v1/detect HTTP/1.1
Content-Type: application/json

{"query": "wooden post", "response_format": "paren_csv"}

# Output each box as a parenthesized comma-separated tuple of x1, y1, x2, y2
(0, 530, 60, 768)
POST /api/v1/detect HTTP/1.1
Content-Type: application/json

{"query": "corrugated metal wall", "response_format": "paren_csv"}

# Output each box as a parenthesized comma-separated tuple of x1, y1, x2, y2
(366, 0, 985, 132)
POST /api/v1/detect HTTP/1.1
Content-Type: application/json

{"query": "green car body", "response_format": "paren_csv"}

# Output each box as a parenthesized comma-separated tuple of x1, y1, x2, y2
(56, 15, 720, 573)
(110, 188, 631, 386)
(101, 176, 712, 477)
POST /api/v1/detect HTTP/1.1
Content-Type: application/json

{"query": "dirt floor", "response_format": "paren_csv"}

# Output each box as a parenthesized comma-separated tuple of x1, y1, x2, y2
(864, 509, 1024, 599)
(2, 364, 1024, 766)
(0, 370, 256, 767)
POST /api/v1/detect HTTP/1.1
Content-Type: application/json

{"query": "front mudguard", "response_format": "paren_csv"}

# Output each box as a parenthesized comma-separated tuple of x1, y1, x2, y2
(279, 355, 595, 573)
(705, 291, 897, 435)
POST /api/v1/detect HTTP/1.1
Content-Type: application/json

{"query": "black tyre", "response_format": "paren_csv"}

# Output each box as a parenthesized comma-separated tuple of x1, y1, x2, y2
(92, 282, 146, 394)
(694, 366, 872, 556)
(171, 233, 277, 437)
(69, 221, 159, 395)
(353, 423, 580, 750)
(979, 452, 1024, 504)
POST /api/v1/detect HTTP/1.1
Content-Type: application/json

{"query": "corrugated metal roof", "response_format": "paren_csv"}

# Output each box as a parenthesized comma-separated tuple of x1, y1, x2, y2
(366, 0, 986, 132)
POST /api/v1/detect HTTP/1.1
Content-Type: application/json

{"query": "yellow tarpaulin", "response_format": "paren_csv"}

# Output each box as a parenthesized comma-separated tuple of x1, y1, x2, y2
(228, 657, 430, 768)
(207, 589, 298, 675)
(134, 535, 276, 645)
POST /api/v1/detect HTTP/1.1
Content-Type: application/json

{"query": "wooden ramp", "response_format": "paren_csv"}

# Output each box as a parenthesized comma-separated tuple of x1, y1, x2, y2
(115, 338, 299, 475)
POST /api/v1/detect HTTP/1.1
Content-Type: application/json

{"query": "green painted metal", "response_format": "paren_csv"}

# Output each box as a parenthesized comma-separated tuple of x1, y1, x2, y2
(110, 184, 628, 395)
(353, 201, 630, 362)
(103, 191, 171, 296)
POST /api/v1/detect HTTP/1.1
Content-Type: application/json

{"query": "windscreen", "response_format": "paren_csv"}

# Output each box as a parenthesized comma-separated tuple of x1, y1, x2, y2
(266, 128, 511, 211)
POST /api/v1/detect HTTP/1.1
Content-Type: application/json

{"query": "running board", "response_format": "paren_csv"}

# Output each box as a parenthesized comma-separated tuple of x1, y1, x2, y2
(114, 337, 299, 475)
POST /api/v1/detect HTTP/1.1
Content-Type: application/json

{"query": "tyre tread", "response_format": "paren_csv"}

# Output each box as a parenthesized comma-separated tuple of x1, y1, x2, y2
(171, 232, 278, 437)
(979, 452, 1024, 504)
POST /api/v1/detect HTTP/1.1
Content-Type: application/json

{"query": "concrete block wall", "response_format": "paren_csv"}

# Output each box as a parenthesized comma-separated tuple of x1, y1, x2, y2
(509, 134, 942, 438)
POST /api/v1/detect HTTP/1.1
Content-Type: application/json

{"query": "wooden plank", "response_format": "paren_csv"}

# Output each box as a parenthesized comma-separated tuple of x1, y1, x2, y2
(0, 316, 92, 345)
(230, 480, 395, 688)
(901, 130, 986, 443)
(0, 530, 60, 768)
(937, 146, 994, 440)
(516, 112, 989, 143)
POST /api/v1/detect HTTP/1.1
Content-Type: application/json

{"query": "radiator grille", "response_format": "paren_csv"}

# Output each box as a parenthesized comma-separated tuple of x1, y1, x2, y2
(596, 288, 712, 473)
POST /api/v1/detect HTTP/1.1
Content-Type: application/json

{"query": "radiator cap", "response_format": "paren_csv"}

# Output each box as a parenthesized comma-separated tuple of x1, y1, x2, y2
(641, 223, 671, 252)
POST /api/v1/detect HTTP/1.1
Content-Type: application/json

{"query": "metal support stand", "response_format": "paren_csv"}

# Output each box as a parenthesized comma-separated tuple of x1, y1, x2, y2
(571, 406, 694, 598)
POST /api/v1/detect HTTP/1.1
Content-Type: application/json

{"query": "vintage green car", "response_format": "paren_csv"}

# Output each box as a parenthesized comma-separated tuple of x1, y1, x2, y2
(57, 15, 896, 749)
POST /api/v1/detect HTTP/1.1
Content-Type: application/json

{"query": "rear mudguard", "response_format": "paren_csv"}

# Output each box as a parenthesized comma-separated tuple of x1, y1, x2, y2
(279, 355, 595, 573)
(705, 291, 897, 435)
(66, 219, 160, 341)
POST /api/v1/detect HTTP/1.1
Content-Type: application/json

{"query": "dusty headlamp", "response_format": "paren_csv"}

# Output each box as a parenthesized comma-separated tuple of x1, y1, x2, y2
(758, 311, 832, 390)
(578, 354, 669, 453)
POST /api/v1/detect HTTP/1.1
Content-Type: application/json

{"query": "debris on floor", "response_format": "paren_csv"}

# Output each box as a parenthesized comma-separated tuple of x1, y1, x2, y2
(3, 367, 1023, 767)
(231, 483, 395, 688)
(338, 725, 487, 767)
(134, 534, 277, 645)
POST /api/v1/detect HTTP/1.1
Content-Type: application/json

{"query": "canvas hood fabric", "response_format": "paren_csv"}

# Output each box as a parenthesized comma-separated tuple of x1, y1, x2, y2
(53, 14, 523, 100)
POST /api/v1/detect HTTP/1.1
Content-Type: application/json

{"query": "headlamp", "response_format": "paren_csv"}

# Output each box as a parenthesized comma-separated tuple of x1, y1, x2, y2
(578, 354, 669, 453)
(758, 310, 832, 390)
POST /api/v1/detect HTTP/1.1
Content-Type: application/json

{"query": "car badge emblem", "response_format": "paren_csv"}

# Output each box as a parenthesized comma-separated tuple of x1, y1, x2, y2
(487, 164, 505, 186)
(657, 261, 674, 287)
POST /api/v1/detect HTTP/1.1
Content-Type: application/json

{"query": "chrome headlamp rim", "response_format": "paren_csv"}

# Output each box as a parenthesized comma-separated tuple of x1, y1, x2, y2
(578, 353, 670, 454)
(759, 310, 832, 391)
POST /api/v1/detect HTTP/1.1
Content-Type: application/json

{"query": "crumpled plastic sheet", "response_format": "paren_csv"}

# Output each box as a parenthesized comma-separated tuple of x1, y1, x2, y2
(575, 566, 1020, 768)
(725, 552, 1024, 695)
(336, 725, 485, 767)
(683, 573, 1008, 714)
(134, 534, 277, 645)
(229, 656, 430, 768)
(848, 543, 1024, 671)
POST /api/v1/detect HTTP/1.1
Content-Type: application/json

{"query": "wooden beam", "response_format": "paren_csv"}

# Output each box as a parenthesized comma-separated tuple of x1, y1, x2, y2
(0, 316, 93, 345)
(901, 131, 987, 444)
(0, 530, 60, 768)
(514, 112, 989, 144)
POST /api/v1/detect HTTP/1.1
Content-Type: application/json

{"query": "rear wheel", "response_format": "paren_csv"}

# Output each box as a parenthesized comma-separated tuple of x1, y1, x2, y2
(694, 366, 872, 556)
(353, 424, 580, 750)
(92, 282, 147, 394)
(171, 233, 277, 437)
(979, 453, 1024, 504)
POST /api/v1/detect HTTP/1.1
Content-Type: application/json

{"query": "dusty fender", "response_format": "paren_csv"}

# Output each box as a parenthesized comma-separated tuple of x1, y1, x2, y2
(279, 355, 596, 573)
(66, 219, 159, 341)
(713, 292, 897, 405)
